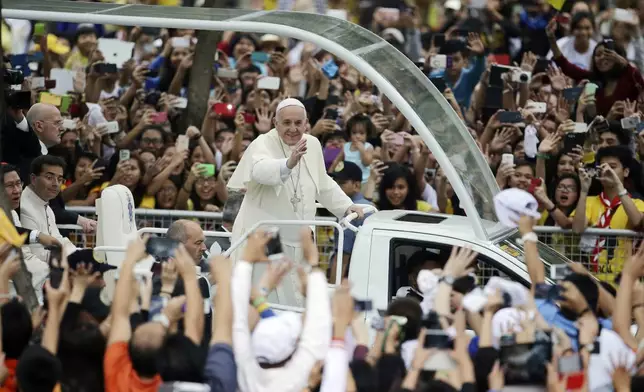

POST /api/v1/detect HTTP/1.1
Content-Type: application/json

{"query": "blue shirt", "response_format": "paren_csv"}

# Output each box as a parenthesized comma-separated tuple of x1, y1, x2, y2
(535, 298, 612, 351)
(429, 55, 486, 110)
(334, 193, 373, 255)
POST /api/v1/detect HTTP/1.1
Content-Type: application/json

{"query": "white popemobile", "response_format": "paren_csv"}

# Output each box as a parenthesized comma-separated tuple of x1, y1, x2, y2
(4, 0, 565, 313)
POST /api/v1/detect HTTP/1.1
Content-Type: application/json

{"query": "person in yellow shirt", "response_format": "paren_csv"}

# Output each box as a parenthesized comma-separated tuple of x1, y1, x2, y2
(371, 163, 434, 212)
(64, 24, 98, 70)
(90, 157, 155, 209)
(571, 146, 644, 282)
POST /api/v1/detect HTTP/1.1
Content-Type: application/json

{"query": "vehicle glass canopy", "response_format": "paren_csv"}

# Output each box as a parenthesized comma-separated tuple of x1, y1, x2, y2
(3, 0, 501, 238)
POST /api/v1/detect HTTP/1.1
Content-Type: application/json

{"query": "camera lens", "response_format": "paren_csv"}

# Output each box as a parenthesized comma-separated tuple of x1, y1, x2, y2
(520, 73, 529, 82)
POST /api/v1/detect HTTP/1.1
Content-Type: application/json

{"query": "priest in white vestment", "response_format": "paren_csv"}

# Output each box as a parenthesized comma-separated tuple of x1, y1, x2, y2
(227, 98, 364, 306)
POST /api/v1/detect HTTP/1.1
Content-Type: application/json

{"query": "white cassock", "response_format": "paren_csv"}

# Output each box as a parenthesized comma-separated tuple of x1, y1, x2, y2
(227, 128, 353, 307)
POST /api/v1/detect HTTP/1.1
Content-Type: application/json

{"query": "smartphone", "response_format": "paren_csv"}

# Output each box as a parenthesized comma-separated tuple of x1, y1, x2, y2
(534, 283, 564, 301)
(44, 79, 57, 89)
(497, 111, 523, 123)
(171, 36, 191, 49)
(275, 45, 286, 53)
(324, 108, 339, 120)
(573, 122, 587, 133)
(354, 299, 373, 312)
(39, 92, 62, 106)
(585, 83, 598, 96)
(528, 177, 542, 194)
(370, 315, 385, 331)
(563, 132, 586, 152)
(551, 264, 571, 281)
(429, 55, 452, 69)
(621, 116, 639, 129)
(429, 77, 447, 93)
(265, 228, 284, 261)
(558, 354, 583, 373)
(199, 163, 215, 177)
(433, 33, 445, 48)
(119, 149, 131, 162)
(489, 65, 512, 87)
(176, 134, 189, 151)
(146, 237, 180, 261)
(251, 51, 269, 63)
(243, 112, 257, 124)
(173, 97, 188, 109)
(528, 102, 547, 114)
(257, 76, 281, 90)
(100, 121, 120, 134)
(213, 103, 236, 118)
(562, 87, 583, 101)
(423, 330, 451, 348)
(94, 63, 118, 74)
(150, 261, 162, 275)
(217, 68, 238, 79)
(33, 22, 46, 37)
(604, 39, 616, 51)
(614, 8, 637, 24)
(152, 111, 168, 124)
(321, 59, 339, 79)
(534, 58, 551, 74)
(501, 153, 514, 167)
(485, 86, 503, 108)
(31, 77, 45, 89)
(62, 119, 76, 130)
(144, 91, 162, 106)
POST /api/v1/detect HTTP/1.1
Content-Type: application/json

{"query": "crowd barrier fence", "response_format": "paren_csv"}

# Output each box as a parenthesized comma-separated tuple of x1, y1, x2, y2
(59, 208, 644, 283)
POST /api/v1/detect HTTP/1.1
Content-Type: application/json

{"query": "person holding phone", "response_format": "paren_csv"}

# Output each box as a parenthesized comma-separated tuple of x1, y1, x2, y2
(547, 18, 644, 116)
(546, 12, 597, 70)
(571, 146, 644, 282)
(227, 98, 364, 307)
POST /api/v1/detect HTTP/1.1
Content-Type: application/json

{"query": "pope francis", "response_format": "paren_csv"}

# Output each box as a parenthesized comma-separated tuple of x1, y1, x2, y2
(227, 98, 364, 306)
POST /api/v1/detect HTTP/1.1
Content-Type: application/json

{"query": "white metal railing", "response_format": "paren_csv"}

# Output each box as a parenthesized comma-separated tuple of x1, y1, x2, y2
(223, 219, 346, 285)
(93, 227, 232, 253)
(534, 226, 643, 237)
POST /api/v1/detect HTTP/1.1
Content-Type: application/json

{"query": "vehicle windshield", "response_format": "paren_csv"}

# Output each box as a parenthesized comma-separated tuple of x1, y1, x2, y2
(496, 230, 569, 276)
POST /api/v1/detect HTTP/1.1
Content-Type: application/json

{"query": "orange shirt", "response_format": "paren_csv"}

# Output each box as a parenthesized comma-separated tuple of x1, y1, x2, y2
(104, 342, 162, 392)
(0, 359, 17, 392)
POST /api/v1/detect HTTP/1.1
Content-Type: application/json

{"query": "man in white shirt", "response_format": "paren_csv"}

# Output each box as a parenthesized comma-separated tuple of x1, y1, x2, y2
(23, 103, 96, 233)
(228, 98, 364, 306)
(1, 163, 61, 303)
(20, 155, 74, 262)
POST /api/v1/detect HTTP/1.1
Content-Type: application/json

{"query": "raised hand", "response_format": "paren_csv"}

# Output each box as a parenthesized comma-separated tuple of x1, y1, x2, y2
(442, 246, 478, 278)
(489, 128, 514, 153)
(538, 133, 562, 155)
(466, 33, 485, 56)
(286, 138, 307, 169)
(161, 259, 178, 294)
(70, 262, 100, 290)
(241, 230, 271, 263)
(547, 65, 567, 92)
(578, 167, 593, 193)
(254, 106, 274, 134)
(520, 51, 537, 73)
(258, 260, 292, 293)
(186, 126, 201, 140)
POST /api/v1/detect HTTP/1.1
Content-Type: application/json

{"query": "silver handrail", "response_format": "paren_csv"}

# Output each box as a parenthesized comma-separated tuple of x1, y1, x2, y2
(223, 219, 345, 285)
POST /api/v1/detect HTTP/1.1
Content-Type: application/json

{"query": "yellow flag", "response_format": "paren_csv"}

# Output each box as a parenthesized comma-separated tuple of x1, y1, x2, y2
(548, 0, 566, 11)
(0, 210, 27, 247)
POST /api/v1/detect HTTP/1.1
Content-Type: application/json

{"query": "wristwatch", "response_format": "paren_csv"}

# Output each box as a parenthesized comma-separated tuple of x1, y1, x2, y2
(439, 275, 455, 285)
(618, 188, 628, 198)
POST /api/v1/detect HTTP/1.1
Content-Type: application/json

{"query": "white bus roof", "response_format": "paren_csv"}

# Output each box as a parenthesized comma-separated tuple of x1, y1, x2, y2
(2, 0, 507, 241)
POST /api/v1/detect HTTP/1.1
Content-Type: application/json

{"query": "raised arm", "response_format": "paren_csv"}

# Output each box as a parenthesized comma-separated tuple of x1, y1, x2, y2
(173, 245, 204, 345)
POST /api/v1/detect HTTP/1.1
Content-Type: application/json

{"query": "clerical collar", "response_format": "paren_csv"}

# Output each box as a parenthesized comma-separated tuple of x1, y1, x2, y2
(278, 137, 297, 152)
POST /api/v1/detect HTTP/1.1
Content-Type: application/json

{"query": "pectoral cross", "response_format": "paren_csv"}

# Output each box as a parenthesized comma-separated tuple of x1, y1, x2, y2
(290, 193, 301, 212)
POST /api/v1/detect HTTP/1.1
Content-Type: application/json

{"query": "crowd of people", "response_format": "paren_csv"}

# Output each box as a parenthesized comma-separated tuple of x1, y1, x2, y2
(2, 0, 644, 390)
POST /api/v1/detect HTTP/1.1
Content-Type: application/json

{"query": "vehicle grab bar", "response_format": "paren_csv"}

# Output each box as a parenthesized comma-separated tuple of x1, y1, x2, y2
(339, 205, 378, 233)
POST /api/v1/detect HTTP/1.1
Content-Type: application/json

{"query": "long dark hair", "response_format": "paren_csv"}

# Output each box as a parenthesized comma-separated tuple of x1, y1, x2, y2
(588, 40, 628, 83)
(377, 163, 418, 211)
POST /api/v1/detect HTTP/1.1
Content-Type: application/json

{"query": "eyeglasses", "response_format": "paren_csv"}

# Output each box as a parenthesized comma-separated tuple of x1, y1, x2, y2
(4, 181, 22, 190)
(40, 173, 65, 184)
(556, 184, 577, 192)
(141, 137, 163, 145)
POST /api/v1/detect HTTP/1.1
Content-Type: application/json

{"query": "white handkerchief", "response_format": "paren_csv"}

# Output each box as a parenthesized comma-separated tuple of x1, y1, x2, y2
(524, 124, 539, 158)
